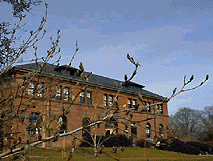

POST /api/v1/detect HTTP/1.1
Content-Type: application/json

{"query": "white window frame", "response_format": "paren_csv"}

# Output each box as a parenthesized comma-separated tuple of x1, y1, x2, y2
(64, 87, 69, 101)
(56, 86, 62, 100)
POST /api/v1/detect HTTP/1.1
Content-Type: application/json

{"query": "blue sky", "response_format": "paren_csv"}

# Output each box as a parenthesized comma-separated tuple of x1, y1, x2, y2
(1, 0, 213, 114)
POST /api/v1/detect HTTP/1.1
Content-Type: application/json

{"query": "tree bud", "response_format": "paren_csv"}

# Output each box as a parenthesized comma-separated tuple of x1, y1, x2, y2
(189, 75, 194, 82)
(124, 74, 128, 81)
(172, 87, 177, 95)
(127, 54, 131, 60)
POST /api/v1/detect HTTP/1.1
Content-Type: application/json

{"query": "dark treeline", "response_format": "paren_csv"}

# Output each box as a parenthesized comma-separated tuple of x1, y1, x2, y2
(170, 106, 213, 144)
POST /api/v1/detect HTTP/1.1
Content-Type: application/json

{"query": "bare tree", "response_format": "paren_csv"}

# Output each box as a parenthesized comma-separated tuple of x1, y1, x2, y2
(0, 1, 63, 159)
(0, 49, 209, 160)
(201, 106, 213, 132)
(0, 0, 60, 76)
(198, 106, 213, 142)
(169, 107, 203, 141)
(0, 1, 210, 160)
(0, 0, 42, 17)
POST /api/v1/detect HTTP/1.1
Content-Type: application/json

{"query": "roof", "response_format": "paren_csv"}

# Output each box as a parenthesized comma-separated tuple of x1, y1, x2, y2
(15, 63, 165, 99)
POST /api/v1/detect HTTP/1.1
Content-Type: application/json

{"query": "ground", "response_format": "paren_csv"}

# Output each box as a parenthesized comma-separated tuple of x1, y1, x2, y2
(2, 147, 213, 161)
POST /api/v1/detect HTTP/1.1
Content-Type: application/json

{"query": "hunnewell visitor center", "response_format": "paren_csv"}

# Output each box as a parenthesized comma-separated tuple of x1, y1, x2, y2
(2, 63, 169, 147)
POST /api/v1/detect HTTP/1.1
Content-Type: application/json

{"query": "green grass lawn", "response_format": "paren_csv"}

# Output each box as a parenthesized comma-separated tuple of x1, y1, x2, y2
(3, 147, 213, 161)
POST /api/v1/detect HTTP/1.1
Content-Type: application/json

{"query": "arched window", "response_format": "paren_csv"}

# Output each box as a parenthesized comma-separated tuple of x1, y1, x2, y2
(82, 117, 90, 138)
(28, 112, 41, 137)
(58, 115, 67, 133)
(159, 124, 164, 138)
(113, 118, 118, 134)
(105, 117, 118, 135)
(131, 122, 137, 136)
(146, 123, 151, 139)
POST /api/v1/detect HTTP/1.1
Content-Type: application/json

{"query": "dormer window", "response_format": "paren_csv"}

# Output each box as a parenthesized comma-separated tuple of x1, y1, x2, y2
(54, 65, 83, 76)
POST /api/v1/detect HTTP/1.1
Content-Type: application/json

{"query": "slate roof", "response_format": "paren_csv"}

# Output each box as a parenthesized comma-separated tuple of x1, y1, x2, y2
(15, 63, 164, 99)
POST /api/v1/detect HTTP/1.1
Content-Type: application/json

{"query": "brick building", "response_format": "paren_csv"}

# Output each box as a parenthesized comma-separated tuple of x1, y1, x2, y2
(4, 63, 169, 147)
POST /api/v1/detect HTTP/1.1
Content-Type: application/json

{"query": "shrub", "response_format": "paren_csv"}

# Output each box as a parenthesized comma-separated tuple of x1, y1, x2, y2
(156, 139, 213, 155)
(79, 136, 93, 147)
(135, 139, 154, 148)
(102, 135, 132, 147)
(79, 134, 132, 147)
(186, 141, 213, 154)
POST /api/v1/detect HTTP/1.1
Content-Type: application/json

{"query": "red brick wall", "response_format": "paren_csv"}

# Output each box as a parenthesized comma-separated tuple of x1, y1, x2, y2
(10, 70, 170, 148)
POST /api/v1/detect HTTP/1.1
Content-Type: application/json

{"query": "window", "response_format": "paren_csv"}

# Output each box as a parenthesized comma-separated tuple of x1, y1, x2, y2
(105, 117, 118, 135)
(80, 91, 92, 104)
(82, 118, 90, 139)
(64, 87, 69, 101)
(142, 101, 151, 112)
(159, 124, 164, 138)
(113, 118, 118, 134)
(133, 99, 137, 108)
(28, 82, 44, 97)
(115, 97, 118, 109)
(37, 82, 44, 97)
(108, 95, 113, 107)
(58, 115, 67, 133)
(124, 124, 128, 133)
(128, 99, 137, 109)
(146, 123, 151, 139)
(109, 118, 118, 129)
(128, 98, 132, 108)
(103, 94, 115, 107)
(28, 112, 41, 137)
(87, 91, 92, 104)
(29, 112, 40, 124)
(56, 86, 62, 100)
(160, 104, 163, 114)
(131, 122, 137, 136)
(103, 94, 107, 106)
(141, 101, 146, 112)
(28, 81, 35, 96)
(147, 102, 151, 113)
(80, 91, 85, 103)
(157, 104, 163, 114)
